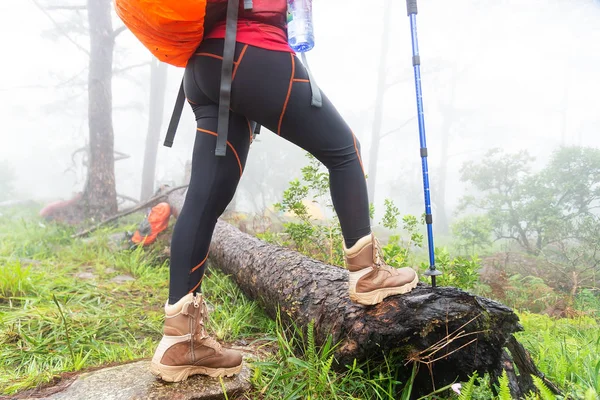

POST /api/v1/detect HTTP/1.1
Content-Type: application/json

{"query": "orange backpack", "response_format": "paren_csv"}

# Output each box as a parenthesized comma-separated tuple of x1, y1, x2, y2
(114, 1, 213, 68)
(131, 202, 172, 246)
(114, 0, 288, 68)
(115, 0, 259, 154)
(115, 0, 319, 154)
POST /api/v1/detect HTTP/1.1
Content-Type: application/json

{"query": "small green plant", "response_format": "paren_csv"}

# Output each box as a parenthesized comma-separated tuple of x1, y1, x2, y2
(380, 214, 423, 268)
(496, 370, 513, 400)
(274, 154, 344, 266)
(252, 312, 340, 399)
(458, 372, 478, 400)
(432, 247, 480, 290)
(531, 375, 557, 400)
(0, 260, 39, 299)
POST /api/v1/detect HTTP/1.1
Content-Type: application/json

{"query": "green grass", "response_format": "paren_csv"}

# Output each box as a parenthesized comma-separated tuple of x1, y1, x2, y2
(516, 312, 600, 399)
(0, 208, 273, 395)
(1, 207, 599, 399)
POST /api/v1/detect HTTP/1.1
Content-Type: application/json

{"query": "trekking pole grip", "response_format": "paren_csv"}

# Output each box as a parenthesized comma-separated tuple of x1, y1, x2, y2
(406, 0, 418, 15)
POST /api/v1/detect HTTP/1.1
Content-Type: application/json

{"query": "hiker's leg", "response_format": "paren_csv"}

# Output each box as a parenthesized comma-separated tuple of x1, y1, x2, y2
(225, 45, 417, 305)
(167, 69, 251, 305)
(190, 40, 417, 306)
(224, 44, 371, 248)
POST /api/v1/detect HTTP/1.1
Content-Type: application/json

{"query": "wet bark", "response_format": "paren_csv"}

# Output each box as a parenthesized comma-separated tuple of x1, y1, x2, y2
(82, 0, 117, 219)
(207, 220, 531, 396)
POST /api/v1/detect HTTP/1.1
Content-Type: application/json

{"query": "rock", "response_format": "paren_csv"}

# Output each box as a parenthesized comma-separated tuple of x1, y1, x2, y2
(105, 268, 117, 274)
(74, 272, 97, 280)
(36, 361, 252, 400)
(110, 275, 136, 284)
(19, 258, 42, 267)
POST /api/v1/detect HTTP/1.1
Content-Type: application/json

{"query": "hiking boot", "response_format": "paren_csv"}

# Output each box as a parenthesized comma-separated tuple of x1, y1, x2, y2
(344, 233, 418, 305)
(150, 293, 243, 382)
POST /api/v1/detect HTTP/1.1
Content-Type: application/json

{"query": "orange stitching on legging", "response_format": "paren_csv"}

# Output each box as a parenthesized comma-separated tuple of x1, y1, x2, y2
(189, 278, 202, 294)
(352, 133, 365, 174)
(194, 52, 225, 61)
(194, 52, 241, 65)
(232, 44, 248, 82)
(190, 253, 209, 273)
(278, 54, 295, 135)
(246, 118, 253, 143)
(292, 78, 310, 83)
(197, 128, 243, 177)
(187, 98, 198, 105)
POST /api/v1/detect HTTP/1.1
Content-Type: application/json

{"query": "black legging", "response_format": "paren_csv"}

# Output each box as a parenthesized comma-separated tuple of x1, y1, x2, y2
(169, 39, 371, 303)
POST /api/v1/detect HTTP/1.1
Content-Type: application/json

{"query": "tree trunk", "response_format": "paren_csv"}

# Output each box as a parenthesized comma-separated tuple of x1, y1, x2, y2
(366, 0, 392, 209)
(140, 59, 169, 201)
(83, 0, 117, 219)
(206, 220, 538, 397)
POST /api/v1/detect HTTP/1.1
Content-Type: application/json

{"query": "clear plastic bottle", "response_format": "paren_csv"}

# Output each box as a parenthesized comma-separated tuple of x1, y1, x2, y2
(287, 0, 314, 52)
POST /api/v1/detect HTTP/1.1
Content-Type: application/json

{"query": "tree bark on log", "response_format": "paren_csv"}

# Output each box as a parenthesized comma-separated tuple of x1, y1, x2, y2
(208, 221, 527, 396)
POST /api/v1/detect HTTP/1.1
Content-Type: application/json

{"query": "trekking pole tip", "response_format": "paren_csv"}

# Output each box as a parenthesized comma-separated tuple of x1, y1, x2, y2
(424, 267, 442, 288)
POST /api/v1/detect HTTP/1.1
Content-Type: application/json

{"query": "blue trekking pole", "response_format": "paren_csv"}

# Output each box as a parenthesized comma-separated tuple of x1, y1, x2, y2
(406, 0, 442, 287)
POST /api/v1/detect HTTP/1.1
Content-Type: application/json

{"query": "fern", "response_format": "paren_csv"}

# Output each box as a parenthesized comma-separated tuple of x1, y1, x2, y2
(322, 355, 334, 378)
(307, 320, 316, 368)
(531, 376, 556, 400)
(458, 372, 478, 400)
(306, 320, 317, 393)
(497, 370, 513, 400)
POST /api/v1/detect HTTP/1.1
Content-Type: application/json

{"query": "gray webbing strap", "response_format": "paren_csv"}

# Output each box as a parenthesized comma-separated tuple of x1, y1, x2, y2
(215, 0, 241, 156)
(301, 52, 322, 108)
(163, 80, 185, 147)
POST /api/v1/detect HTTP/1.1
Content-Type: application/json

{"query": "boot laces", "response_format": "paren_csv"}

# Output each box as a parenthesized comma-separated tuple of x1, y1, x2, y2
(373, 237, 385, 269)
(373, 237, 397, 277)
(192, 294, 222, 352)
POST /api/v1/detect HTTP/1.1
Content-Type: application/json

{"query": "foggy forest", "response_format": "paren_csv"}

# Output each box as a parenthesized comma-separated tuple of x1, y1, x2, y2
(1, 0, 599, 399)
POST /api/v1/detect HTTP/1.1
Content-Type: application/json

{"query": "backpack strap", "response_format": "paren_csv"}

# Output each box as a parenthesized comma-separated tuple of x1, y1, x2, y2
(301, 52, 322, 108)
(215, 0, 242, 156)
(163, 80, 185, 148)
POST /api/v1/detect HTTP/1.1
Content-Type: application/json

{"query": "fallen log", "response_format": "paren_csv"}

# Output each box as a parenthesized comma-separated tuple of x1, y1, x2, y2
(207, 220, 555, 397)
(119, 194, 555, 397)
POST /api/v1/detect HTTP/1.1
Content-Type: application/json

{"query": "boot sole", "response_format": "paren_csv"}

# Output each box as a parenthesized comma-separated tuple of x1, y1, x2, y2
(150, 361, 243, 382)
(349, 272, 419, 306)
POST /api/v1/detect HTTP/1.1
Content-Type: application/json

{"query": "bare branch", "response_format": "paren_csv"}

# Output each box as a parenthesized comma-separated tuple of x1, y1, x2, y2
(32, 0, 90, 56)
(113, 61, 152, 76)
(113, 25, 128, 39)
(117, 193, 140, 205)
(380, 116, 416, 139)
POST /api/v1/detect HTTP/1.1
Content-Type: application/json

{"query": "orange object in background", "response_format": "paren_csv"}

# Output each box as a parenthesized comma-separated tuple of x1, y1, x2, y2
(114, 0, 210, 67)
(131, 202, 172, 246)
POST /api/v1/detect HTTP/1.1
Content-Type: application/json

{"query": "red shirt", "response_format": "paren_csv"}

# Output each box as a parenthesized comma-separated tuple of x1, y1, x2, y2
(205, 19, 294, 53)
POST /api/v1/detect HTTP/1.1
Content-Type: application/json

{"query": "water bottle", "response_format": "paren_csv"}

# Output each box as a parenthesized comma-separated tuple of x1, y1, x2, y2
(287, 0, 314, 52)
